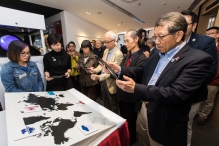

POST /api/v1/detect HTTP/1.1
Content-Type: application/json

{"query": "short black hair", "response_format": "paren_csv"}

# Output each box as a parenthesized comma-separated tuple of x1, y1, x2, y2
(81, 40, 92, 50)
(47, 33, 63, 47)
(181, 10, 198, 24)
(138, 28, 147, 40)
(7, 40, 29, 62)
(206, 26, 219, 33)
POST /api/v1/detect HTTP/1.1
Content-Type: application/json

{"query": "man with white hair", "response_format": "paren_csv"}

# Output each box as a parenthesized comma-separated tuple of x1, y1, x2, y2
(90, 31, 123, 114)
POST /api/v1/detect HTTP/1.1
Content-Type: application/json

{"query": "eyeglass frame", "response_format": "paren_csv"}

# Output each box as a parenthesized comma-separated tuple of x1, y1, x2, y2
(103, 40, 115, 45)
(187, 22, 193, 25)
(154, 33, 172, 42)
(20, 52, 31, 57)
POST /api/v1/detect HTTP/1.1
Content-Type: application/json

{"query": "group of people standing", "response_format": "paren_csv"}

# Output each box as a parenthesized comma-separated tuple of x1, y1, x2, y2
(1, 9, 219, 146)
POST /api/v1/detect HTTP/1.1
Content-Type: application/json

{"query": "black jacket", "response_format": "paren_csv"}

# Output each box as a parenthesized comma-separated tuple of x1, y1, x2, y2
(117, 50, 147, 103)
(120, 44, 212, 146)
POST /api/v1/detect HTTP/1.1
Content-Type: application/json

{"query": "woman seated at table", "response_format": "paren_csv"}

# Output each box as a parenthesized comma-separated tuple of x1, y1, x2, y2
(1, 40, 44, 92)
(43, 33, 73, 91)
(77, 40, 99, 100)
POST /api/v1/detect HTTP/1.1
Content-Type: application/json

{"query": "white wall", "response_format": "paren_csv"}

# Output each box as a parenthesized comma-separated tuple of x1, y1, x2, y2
(60, 11, 107, 51)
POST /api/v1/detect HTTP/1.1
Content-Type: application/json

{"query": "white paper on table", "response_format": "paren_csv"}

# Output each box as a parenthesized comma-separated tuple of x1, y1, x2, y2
(76, 123, 99, 136)
(12, 124, 41, 141)
(21, 105, 42, 113)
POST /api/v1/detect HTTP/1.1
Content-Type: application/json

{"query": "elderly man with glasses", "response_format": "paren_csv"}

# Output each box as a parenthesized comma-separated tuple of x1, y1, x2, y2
(89, 31, 123, 114)
(108, 12, 212, 146)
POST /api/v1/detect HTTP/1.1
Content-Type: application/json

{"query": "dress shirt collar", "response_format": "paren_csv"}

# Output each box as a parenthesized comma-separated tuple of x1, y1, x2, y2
(158, 41, 186, 59)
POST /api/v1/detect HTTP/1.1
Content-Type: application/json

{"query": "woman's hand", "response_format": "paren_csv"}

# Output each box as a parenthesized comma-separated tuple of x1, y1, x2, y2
(65, 71, 71, 78)
(45, 72, 54, 81)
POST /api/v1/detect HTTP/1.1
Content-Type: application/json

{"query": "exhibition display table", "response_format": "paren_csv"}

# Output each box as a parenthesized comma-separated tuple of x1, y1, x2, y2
(4, 88, 129, 146)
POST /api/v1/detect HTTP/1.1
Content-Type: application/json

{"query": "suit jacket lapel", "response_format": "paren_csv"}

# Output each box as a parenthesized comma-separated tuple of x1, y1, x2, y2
(155, 44, 190, 85)
(102, 49, 109, 61)
(129, 50, 142, 66)
(188, 32, 197, 48)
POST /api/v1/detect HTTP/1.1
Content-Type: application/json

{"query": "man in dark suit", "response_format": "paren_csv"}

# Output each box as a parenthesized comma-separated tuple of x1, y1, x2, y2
(181, 10, 218, 146)
(108, 12, 212, 146)
(117, 29, 147, 145)
(146, 38, 158, 57)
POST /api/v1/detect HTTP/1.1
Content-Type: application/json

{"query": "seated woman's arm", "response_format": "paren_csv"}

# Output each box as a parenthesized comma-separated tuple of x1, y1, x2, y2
(1, 65, 24, 92)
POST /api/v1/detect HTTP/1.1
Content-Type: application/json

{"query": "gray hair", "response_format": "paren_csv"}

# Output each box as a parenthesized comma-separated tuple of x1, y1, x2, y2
(155, 12, 187, 41)
(147, 38, 156, 47)
(104, 31, 118, 42)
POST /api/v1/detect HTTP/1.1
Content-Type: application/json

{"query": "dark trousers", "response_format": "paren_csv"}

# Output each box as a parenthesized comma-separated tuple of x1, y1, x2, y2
(101, 81, 118, 114)
(119, 100, 138, 145)
(70, 75, 81, 92)
(81, 85, 97, 101)
(46, 77, 73, 91)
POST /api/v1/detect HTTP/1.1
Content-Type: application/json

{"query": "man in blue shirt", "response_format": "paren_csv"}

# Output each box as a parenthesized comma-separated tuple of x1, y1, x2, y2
(108, 12, 212, 146)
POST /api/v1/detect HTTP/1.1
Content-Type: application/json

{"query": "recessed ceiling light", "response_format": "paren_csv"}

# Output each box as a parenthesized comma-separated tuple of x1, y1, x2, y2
(162, 2, 167, 5)
(86, 11, 91, 14)
(118, 24, 120, 26)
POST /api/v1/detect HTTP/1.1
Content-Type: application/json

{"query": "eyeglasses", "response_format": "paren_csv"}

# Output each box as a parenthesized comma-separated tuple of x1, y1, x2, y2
(206, 32, 217, 35)
(103, 40, 114, 45)
(20, 52, 31, 57)
(69, 45, 75, 48)
(154, 34, 171, 42)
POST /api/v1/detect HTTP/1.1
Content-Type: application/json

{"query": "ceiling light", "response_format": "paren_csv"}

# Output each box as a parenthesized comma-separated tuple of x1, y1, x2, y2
(118, 24, 120, 26)
(162, 2, 167, 5)
(121, 0, 138, 3)
(86, 11, 91, 14)
(51, 25, 53, 26)
(101, 0, 145, 24)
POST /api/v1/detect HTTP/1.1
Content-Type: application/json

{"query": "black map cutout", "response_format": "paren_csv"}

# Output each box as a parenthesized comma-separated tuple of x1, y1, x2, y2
(21, 93, 73, 111)
(51, 118, 77, 144)
(23, 116, 50, 125)
(20, 93, 92, 145)
(74, 111, 92, 117)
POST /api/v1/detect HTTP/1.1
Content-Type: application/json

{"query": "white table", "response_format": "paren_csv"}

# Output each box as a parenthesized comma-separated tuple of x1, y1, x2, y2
(4, 88, 126, 146)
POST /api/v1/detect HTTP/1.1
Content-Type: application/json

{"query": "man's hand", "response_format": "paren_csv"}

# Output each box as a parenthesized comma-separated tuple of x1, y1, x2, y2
(116, 75, 135, 93)
(107, 62, 120, 73)
(90, 74, 99, 81)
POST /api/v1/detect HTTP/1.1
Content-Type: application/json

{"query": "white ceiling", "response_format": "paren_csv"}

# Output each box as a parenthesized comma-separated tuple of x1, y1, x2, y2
(23, 0, 195, 33)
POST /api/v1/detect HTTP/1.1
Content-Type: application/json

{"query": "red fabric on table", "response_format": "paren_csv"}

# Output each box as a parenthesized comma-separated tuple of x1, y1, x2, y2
(98, 121, 130, 146)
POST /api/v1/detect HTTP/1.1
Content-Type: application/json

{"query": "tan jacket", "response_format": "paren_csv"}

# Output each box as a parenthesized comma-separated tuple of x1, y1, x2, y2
(95, 47, 123, 94)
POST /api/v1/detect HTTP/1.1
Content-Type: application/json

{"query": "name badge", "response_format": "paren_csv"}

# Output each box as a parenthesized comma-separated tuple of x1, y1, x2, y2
(19, 73, 27, 79)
